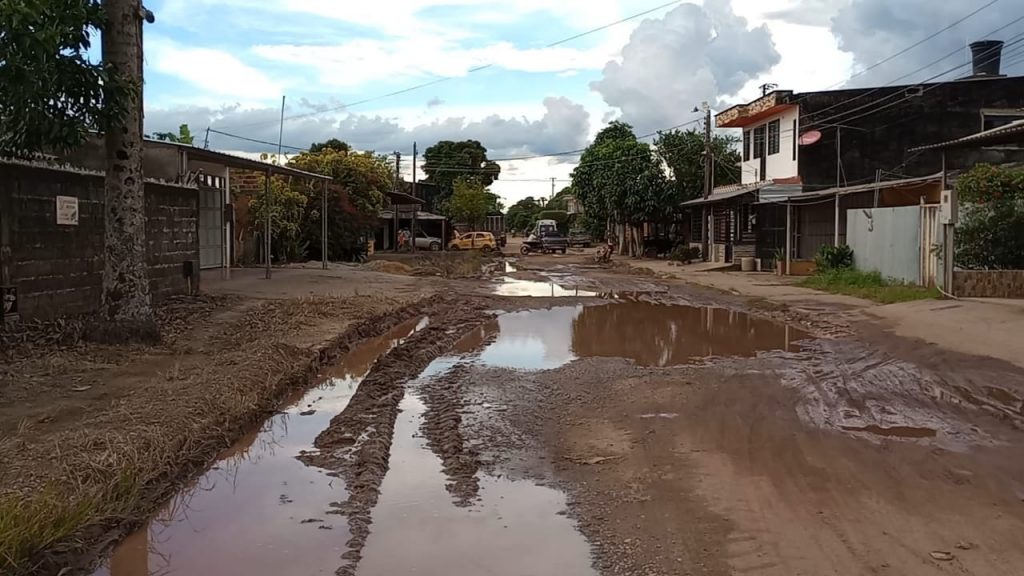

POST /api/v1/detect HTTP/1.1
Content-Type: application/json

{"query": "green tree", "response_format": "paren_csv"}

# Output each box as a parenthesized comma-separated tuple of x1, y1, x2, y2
(955, 164, 1024, 270)
(506, 196, 544, 233)
(422, 140, 500, 211)
(571, 121, 671, 256)
(152, 124, 194, 145)
(546, 186, 575, 212)
(249, 177, 308, 262)
(287, 140, 390, 261)
(445, 178, 494, 231)
(654, 128, 741, 202)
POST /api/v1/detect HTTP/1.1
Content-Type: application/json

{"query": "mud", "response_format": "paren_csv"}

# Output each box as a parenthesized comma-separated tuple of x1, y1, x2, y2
(90, 316, 431, 576)
(300, 299, 496, 575)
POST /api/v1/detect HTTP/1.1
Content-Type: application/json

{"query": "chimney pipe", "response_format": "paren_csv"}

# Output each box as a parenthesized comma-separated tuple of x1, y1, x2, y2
(969, 40, 1004, 77)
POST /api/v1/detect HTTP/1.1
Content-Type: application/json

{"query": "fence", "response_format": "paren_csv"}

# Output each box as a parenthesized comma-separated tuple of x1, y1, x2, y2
(847, 204, 941, 287)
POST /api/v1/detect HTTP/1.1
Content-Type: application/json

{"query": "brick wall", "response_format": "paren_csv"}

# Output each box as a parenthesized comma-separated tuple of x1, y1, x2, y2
(953, 270, 1024, 299)
(0, 161, 199, 320)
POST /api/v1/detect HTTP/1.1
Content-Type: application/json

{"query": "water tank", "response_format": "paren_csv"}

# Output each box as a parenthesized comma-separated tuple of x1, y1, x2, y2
(969, 40, 1004, 77)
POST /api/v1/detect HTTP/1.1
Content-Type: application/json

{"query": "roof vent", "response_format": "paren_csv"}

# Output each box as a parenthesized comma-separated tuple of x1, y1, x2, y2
(969, 40, 1004, 78)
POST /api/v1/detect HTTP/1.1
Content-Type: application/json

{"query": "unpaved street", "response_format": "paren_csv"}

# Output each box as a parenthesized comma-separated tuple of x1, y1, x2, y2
(31, 255, 1024, 576)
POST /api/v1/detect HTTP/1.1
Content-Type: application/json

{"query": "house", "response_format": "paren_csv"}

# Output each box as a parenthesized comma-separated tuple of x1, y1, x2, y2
(698, 39, 1024, 270)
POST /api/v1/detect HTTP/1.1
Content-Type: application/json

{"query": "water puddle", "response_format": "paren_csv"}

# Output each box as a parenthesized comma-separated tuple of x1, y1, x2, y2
(492, 276, 597, 297)
(92, 317, 428, 576)
(355, 369, 597, 576)
(841, 425, 938, 439)
(468, 302, 806, 370)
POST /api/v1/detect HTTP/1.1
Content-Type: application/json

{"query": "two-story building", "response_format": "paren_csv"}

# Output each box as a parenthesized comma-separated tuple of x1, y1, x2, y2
(687, 39, 1024, 270)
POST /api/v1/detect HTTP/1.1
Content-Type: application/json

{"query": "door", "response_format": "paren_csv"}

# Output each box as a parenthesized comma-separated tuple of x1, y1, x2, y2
(198, 185, 224, 269)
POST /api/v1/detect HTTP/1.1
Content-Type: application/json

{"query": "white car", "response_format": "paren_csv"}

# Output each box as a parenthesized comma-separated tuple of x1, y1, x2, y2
(413, 231, 444, 251)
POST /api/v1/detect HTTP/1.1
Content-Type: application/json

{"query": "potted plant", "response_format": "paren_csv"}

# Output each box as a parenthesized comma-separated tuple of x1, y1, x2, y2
(772, 247, 786, 275)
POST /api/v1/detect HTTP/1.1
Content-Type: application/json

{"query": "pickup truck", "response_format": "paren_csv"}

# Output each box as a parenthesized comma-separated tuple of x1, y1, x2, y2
(521, 231, 569, 255)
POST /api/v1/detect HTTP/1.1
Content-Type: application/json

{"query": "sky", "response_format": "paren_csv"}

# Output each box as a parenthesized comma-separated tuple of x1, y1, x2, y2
(142, 0, 1024, 205)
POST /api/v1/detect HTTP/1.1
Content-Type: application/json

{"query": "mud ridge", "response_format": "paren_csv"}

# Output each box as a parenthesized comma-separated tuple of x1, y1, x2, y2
(418, 363, 483, 506)
(301, 299, 495, 576)
(23, 296, 440, 576)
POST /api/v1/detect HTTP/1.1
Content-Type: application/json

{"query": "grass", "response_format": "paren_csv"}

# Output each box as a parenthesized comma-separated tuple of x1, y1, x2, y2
(798, 268, 941, 304)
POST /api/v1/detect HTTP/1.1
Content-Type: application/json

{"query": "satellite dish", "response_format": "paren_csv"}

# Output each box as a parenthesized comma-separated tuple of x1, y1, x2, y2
(799, 130, 822, 145)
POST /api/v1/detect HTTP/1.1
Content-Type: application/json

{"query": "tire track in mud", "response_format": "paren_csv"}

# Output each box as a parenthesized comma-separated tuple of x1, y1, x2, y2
(418, 363, 483, 506)
(299, 299, 494, 576)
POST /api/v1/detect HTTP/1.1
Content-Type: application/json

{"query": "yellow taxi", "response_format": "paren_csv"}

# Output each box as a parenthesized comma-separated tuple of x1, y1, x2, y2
(449, 232, 497, 252)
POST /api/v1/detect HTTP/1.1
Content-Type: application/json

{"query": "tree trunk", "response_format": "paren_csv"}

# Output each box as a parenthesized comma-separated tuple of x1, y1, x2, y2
(88, 0, 159, 344)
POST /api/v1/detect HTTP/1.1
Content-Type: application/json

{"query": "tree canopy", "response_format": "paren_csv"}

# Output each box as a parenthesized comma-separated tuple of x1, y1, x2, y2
(571, 121, 672, 256)
(654, 128, 741, 202)
(955, 164, 1024, 270)
(0, 0, 129, 155)
(444, 177, 501, 230)
(506, 196, 544, 233)
(422, 140, 500, 211)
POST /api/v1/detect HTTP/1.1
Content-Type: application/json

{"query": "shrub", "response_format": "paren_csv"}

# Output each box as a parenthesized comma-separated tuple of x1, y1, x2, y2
(669, 245, 701, 263)
(814, 244, 854, 271)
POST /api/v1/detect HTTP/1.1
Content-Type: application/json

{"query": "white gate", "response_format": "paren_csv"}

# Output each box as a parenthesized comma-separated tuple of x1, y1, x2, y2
(198, 176, 225, 269)
(919, 204, 941, 287)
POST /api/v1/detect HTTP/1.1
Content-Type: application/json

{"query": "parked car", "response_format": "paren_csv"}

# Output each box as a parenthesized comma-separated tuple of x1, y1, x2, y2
(449, 232, 497, 252)
(412, 230, 443, 251)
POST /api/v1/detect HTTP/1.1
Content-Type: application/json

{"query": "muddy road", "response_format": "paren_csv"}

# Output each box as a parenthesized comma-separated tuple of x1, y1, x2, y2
(92, 259, 1024, 576)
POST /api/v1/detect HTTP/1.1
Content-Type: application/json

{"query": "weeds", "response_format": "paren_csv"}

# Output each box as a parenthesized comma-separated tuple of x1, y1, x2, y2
(413, 251, 485, 278)
(799, 269, 939, 304)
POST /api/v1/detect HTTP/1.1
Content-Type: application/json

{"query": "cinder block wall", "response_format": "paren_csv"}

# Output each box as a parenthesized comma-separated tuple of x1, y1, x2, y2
(953, 271, 1024, 299)
(0, 162, 199, 320)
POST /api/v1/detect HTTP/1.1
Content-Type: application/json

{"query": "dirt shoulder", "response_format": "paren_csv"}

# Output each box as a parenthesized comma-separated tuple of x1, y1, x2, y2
(0, 285, 437, 575)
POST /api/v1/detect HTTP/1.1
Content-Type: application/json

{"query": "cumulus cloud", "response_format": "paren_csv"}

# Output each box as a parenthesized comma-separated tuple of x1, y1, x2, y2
(146, 96, 590, 158)
(590, 0, 780, 134)
(147, 36, 282, 100)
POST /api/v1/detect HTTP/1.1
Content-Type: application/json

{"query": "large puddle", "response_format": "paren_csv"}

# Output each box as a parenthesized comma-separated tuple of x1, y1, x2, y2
(469, 301, 806, 370)
(92, 317, 428, 576)
(356, 376, 597, 576)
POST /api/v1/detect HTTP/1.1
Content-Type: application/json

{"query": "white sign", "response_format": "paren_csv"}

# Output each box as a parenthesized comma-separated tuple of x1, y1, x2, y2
(56, 196, 79, 225)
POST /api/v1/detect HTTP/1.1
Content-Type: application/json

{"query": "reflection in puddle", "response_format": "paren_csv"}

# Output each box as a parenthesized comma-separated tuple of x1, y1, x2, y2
(357, 391, 597, 576)
(492, 276, 596, 297)
(468, 302, 806, 370)
(841, 425, 938, 439)
(92, 317, 428, 576)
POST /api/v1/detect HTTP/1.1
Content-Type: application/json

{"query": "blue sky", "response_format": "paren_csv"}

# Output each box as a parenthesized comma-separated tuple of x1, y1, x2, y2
(139, 0, 1024, 203)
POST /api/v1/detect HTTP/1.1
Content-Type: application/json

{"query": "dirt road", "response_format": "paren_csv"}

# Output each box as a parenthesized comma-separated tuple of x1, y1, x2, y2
(10, 254, 1024, 576)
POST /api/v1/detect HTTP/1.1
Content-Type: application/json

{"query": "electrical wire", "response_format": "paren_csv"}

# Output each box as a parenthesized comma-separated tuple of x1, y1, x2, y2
(220, 0, 684, 131)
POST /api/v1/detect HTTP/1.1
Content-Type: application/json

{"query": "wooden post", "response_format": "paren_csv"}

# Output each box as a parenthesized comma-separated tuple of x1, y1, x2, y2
(264, 169, 272, 279)
(785, 202, 792, 276)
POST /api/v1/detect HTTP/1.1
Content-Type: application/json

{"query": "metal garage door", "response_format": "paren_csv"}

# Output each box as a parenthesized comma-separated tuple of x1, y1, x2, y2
(198, 182, 224, 269)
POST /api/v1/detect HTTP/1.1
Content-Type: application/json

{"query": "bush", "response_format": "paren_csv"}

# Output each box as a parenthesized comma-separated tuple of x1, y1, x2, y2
(799, 269, 938, 304)
(956, 198, 1024, 270)
(814, 244, 854, 271)
(669, 245, 701, 263)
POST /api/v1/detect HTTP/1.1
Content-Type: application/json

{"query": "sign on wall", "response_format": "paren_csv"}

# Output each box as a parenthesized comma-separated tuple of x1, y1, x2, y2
(2, 286, 17, 323)
(56, 195, 79, 225)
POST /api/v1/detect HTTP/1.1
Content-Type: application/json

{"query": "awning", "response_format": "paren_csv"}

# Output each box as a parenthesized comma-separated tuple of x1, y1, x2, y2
(380, 210, 447, 220)
(759, 173, 942, 204)
(387, 190, 423, 205)
(680, 183, 762, 206)
(908, 119, 1024, 151)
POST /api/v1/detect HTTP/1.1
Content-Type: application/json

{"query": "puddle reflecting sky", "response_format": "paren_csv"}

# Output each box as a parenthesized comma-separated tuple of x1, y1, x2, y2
(92, 317, 428, 576)
(492, 277, 596, 298)
(471, 302, 807, 370)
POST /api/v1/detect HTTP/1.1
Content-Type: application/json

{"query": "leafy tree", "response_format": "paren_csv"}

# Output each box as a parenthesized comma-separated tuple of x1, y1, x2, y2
(955, 164, 1024, 270)
(536, 210, 570, 232)
(249, 177, 308, 262)
(0, 0, 129, 155)
(654, 128, 741, 202)
(152, 123, 194, 145)
(546, 186, 575, 211)
(506, 196, 544, 233)
(444, 178, 494, 231)
(571, 121, 672, 256)
(422, 140, 500, 211)
(287, 141, 391, 261)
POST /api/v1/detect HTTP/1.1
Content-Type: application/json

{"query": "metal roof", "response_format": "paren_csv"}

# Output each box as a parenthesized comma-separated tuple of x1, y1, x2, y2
(680, 183, 762, 206)
(380, 210, 447, 220)
(147, 139, 333, 181)
(762, 173, 942, 203)
(908, 119, 1024, 152)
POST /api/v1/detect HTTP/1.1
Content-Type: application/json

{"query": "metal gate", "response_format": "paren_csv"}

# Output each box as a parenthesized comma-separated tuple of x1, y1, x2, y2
(198, 179, 224, 269)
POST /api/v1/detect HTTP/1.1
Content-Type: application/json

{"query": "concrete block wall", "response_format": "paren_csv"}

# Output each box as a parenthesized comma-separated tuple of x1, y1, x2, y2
(0, 162, 199, 320)
(953, 271, 1024, 298)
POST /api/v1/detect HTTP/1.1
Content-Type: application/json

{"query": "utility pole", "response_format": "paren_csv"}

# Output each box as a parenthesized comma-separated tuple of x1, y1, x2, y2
(551, 177, 556, 200)
(393, 152, 401, 251)
(412, 142, 418, 200)
(203, 127, 210, 149)
(701, 102, 712, 262)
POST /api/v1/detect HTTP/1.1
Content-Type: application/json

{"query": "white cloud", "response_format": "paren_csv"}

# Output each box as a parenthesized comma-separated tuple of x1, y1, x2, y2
(147, 36, 283, 101)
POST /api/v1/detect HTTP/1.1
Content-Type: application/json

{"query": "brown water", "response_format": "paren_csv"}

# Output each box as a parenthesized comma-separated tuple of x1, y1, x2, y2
(471, 302, 806, 370)
(841, 425, 938, 439)
(355, 373, 598, 576)
(91, 317, 428, 576)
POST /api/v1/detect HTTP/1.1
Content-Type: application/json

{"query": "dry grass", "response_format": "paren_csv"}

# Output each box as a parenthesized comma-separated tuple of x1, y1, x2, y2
(0, 293, 415, 575)
(412, 251, 485, 278)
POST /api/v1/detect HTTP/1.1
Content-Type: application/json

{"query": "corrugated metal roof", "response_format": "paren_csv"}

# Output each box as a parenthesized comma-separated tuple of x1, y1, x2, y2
(908, 119, 1024, 152)
(759, 173, 942, 203)
(680, 182, 762, 206)
(147, 139, 333, 181)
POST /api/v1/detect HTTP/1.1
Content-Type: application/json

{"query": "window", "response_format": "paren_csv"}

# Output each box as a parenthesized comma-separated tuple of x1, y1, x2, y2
(743, 130, 751, 161)
(768, 119, 781, 156)
(982, 111, 1024, 131)
(753, 125, 766, 159)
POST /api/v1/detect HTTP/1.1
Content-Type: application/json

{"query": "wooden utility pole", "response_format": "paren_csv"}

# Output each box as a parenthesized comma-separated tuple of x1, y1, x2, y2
(93, 0, 158, 343)
(412, 142, 418, 199)
(701, 102, 712, 261)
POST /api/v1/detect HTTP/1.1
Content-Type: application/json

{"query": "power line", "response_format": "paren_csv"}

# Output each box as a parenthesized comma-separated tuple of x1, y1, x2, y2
(221, 0, 683, 132)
